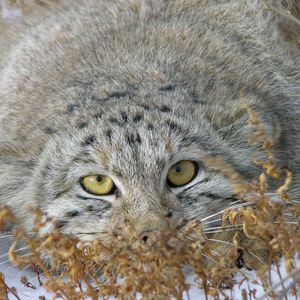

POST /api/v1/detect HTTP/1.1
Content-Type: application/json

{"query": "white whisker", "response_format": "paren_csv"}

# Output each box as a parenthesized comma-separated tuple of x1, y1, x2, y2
(0, 232, 35, 241)
(228, 201, 255, 209)
(0, 253, 33, 267)
(0, 245, 29, 259)
(204, 228, 242, 234)
(201, 253, 218, 264)
(247, 193, 300, 206)
(0, 234, 14, 239)
(228, 200, 241, 206)
(275, 221, 299, 225)
(208, 238, 235, 247)
(201, 202, 253, 223)
(203, 224, 243, 231)
(94, 263, 104, 275)
(209, 250, 220, 257)
(201, 219, 222, 225)
(185, 235, 195, 241)
(246, 250, 267, 265)
(0, 258, 11, 266)
(3, 264, 19, 273)
(209, 239, 278, 272)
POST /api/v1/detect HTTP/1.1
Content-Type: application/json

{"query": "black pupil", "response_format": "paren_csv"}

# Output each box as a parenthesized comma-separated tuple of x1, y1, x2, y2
(175, 166, 182, 173)
(96, 175, 103, 182)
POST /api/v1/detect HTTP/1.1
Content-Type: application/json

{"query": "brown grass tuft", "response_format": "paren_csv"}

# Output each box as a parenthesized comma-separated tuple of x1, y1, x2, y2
(0, 111, 299, 299)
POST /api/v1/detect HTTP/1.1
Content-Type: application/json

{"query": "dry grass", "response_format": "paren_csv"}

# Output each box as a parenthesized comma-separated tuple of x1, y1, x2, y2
(0, 110, 299, 299)
(0, 0, 300, 298)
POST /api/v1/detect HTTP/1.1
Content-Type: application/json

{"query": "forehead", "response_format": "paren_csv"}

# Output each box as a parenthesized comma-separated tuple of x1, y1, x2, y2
(80, 105, 198, 177)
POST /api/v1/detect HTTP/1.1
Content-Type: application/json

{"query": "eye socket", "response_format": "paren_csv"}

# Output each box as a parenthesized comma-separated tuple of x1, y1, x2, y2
(167, 160, 197, 187)
(81, 175, 116, 196)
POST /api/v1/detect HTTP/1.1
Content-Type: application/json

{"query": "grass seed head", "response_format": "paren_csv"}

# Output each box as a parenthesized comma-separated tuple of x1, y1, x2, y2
(0, 110, 299, 299)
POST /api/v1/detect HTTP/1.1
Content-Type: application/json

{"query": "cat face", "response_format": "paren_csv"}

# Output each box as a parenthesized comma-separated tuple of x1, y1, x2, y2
(29, 98, 247, 243)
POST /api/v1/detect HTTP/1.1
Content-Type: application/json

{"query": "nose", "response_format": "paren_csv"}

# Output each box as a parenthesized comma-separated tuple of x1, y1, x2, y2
(140, 230, 160, 244)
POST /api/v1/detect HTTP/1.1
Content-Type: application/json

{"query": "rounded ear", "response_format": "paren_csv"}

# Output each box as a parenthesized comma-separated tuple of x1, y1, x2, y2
(204, 99, 281, 145)
(267, 0, 300, 49)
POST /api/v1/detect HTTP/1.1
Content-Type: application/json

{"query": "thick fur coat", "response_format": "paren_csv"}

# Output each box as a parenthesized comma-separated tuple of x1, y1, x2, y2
(0, 1, 299, 250)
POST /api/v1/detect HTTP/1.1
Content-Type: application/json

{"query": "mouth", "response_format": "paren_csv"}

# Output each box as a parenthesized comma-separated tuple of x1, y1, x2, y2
(0, 192, 299, 299)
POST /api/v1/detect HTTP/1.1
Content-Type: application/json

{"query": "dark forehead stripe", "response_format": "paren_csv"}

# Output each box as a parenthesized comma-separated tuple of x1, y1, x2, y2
(56, 220, 68, 229)
(136, 132, 142, 144)
(108, 90, 130, 99)
(125, 133, 135, 145)
(186, 90, 201, 103)
(121, 111, 128, 123)
(125, 132, 142, 145)
(73, 148, 98, 164)
(76, 121, 88, 129)
(160, 105, 172, 113)
(180, 136, 225, 155)
(90, 86, 138, 103)
(147, 123, 154, 130)
(66, 210, 80, 217)
(180, 136, 205, 148)
(66, 103, 80, 113)
(91, 95, 106, 102)
(105, 129, 113, 142)
(40, 164, 52, 178)
(93, 111, 103, 119)
(164, 120, 182, 132)
(139, 103, 150, 110)
(108, 117, 122, 126)
(43, 126, 57, 135)
(81, 135, 97, 147)
(109, 111, 131, 126)
(159, 84, 176, 92)
(133, 113, 143, 123)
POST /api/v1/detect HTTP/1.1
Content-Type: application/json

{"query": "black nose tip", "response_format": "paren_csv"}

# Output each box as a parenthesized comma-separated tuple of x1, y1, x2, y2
(142, 235, 149, 243)
(140, 230, 159, 244)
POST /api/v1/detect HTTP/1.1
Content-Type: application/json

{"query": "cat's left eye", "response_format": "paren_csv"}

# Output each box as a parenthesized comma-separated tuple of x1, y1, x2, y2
(81, 175, 116, 196)
(167, 160, 197, 187)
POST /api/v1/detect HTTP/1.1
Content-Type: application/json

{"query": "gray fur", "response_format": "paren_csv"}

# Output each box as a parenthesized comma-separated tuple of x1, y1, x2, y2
(0, 0, 299, 242)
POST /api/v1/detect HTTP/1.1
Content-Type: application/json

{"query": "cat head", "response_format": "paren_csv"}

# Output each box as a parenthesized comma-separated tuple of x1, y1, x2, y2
(22, 89, 281, 244)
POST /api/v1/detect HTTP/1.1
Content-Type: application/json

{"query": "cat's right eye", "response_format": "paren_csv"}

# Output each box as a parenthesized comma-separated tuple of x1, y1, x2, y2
(80, 175, 116, 196)
(167, 160, 198, 187)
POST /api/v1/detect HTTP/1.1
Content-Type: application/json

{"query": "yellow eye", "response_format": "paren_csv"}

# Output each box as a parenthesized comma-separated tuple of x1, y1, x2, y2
(81, 175, 115, 196)
(167, 160, 197, 187)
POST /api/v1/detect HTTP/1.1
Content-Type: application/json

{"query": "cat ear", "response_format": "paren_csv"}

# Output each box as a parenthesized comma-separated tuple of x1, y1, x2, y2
(204, 101, 281, 144)
(267, 0, 300, 50)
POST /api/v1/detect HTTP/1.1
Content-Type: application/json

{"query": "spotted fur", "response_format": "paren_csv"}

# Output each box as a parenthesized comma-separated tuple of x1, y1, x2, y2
(0, 0, 299, 250)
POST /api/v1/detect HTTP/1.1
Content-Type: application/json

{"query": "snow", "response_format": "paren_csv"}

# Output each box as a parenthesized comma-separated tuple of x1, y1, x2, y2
(1, 233, 299, 300)
(0, 2, 299, 300)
